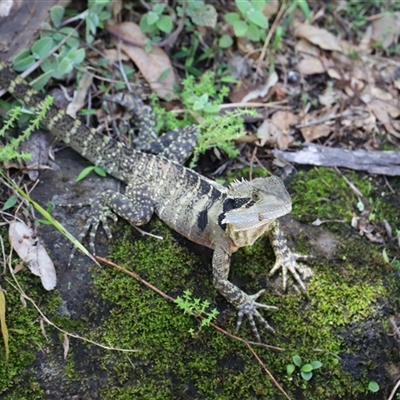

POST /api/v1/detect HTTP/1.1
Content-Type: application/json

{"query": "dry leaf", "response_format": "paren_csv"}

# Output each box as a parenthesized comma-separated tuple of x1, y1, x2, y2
(13, 263, 25, 274)
(327, 68, 341, 80)
(66, 71, 93, 118)
(0, 289, 9, 363)
(365, 99, 400, 138)
(271, 111, 299, 131)
(19, 130, 52, 181)
(295, 38, 320, 57)
(294, 23, 342, 52)
(9, 221, 57, 290)
(370, 13, 400, 49)
(301, 124, 331, 142)
(298, 56, 325, 75)
(263, 0, 279, 18)
(318, 85, 338, 106)
(370, 86, 393, 101)
(257, 119, 293, 150)
(40, 318, 49, 341)
(0, 0, 13, 17)
(63, 333, 70, 359)
(109, 21, 177, 100)
(300, 106, 338, 142)
(102, 48, 130, 63)
(111, 0, 123, 21)
(241, 71, 278, 103)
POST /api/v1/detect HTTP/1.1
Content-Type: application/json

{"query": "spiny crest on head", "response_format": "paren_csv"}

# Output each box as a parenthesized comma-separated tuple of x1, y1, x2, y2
(227, 178, 248, 193)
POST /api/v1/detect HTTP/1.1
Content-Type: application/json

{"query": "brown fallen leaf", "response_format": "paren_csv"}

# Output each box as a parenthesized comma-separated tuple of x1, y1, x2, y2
(19, 130, 52, 181)
(9, 221, 56, 290)
(327, 68, 341, 80)
(301, 123, 331, 142)
(366, 99, 400, 138)
(294, 23, 342, 52)
(297, 56, 325, 75)
(0, 289, 9, 363)
(295, 38, 320, 57)
(369, 12, 400, 49)
(63, 333, 70, 359)
(318, 84, 339, 106)
(271, 110, 299, 132)
(263, 0, 279, 18)
(300, 106, 338, 142)
(102, 48, 130, 63)
(108, 21, 177, 100)
(241, 71, 278, 103)
(257, 119, 293, 150)
(66, 71, 93, 118)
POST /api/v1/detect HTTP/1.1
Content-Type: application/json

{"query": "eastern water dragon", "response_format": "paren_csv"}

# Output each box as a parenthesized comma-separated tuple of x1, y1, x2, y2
(0, 61, 310, 342)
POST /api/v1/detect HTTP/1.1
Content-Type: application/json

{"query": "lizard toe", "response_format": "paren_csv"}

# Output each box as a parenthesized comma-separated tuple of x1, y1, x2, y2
(269, 250, 312, 291)
(236, 290, 278, 342)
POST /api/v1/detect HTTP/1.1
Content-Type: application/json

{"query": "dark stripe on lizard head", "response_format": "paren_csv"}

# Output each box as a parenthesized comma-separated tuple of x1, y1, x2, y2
(217, 196, 235, 231)
(217, 196, 255, 230)
(234, 197, 251, 208)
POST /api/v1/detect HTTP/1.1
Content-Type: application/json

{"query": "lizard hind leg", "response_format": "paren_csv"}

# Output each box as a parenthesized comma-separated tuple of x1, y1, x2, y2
(68, 189, 154, 263)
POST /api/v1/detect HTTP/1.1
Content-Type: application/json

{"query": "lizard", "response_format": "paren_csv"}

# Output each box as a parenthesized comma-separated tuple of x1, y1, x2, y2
(0, 61, 310, 342)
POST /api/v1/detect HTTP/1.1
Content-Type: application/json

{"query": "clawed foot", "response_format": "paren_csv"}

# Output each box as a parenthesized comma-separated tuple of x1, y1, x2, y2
(68, 197, 118, 263)
(236, 289, 278, 342)
(269, 251, 313, 291)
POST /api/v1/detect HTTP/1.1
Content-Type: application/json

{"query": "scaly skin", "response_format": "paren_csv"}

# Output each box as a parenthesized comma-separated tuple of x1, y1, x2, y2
(0, 61, 311, 342)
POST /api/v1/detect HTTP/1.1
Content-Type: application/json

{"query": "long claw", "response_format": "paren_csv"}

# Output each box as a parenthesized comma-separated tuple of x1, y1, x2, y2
(236, 290, 278, 342)
(269, 250, 312, 291)
(66, 197, 118, 263)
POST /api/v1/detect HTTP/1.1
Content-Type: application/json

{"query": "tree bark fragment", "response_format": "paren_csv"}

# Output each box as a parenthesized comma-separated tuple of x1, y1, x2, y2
(273, 144, 400, 176)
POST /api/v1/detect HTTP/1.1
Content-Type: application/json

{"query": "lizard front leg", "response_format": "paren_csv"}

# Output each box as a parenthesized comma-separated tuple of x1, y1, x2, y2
(268, 220, 312, 291)
(69, 186, 154, 261)
(212, 247, 278, 342)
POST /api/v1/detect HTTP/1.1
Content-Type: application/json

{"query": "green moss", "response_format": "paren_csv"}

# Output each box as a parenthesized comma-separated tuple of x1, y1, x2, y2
(227, 167, 270, 180)
(0, 226, 64, 398)
(85, 195, 398, 399)
(290, 168, 399, 236)
(2, 167, 399, 399)
(0, 271, 44, 392)
(290, 168, 363, 229)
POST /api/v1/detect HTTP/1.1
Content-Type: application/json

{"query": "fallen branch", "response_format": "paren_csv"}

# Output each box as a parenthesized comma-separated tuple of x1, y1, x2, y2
(273, 144, 400, 176)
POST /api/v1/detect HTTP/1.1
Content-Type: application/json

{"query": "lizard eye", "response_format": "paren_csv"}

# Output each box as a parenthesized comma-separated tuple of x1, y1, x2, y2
(252, 191, 261, 202)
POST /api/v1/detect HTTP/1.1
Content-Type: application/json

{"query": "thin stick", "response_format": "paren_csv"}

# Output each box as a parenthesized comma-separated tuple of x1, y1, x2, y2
(257, 1, 287, 66)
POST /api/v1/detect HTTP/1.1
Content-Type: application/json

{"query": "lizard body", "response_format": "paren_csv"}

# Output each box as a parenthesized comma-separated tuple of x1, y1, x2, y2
(0, 62, 309, 341)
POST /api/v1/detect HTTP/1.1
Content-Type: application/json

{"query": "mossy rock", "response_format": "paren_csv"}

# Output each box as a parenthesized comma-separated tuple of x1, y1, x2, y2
(1, 167, 400, 399)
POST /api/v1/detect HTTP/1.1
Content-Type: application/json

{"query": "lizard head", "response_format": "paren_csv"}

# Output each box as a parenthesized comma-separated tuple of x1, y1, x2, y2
(221, 176, 292, 232)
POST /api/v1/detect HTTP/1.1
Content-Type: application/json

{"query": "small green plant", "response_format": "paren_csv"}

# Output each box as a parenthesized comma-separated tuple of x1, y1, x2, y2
(0, 96, 53, 163)
(181, 73, 225, 115)
(175, 289, 219, 331)
(286, 355, 323, 382)
(224, 0, 269, 42)
(139, 3, 174, 37)
(191, 108, 255, 168)
(12, 0, 110, 88)
(150, 71, 253, 167)
(76, 165, 106, 182)
(139, 1, 217, 51)
(368, 380, 379, 393)
(224, 0, 310, 44)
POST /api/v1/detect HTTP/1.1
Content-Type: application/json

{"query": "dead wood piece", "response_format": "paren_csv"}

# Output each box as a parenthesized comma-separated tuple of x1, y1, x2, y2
(273, 144, 400, 176)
